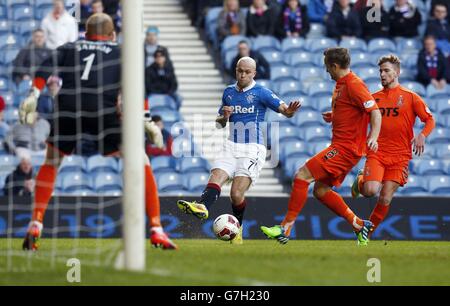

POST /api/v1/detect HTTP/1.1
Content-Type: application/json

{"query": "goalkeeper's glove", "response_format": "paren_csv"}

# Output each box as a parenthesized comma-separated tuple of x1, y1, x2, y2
(19, 87, 40, 125)
(144, 110, 164, 149)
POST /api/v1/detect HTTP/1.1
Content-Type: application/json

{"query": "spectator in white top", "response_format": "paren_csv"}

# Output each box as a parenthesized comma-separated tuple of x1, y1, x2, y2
(41, 0, 79, 50)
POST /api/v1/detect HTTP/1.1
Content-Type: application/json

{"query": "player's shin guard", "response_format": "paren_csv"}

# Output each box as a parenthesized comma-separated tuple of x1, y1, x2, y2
(232, 200, 246, 225)
(31, 164, 57, 223)
(200, 183, 221, 209)
(145, 164, 161, 228)
(317, 190, 364, 231)
(282, 179, 309, 236)
(369, 202, 390, 232)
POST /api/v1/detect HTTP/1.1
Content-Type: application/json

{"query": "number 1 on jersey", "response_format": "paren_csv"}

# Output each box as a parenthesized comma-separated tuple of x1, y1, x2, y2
(81, 53, 96, 81)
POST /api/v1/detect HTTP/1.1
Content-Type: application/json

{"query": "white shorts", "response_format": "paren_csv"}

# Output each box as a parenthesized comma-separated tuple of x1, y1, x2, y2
(211, 140, 266, 186)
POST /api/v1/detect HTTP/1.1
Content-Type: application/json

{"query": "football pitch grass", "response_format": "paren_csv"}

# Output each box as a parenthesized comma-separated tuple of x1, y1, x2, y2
(0, 239, 449, 286)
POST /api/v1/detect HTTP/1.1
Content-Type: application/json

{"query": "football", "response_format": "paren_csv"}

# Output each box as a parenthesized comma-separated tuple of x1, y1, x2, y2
(213, 214, 240, 241)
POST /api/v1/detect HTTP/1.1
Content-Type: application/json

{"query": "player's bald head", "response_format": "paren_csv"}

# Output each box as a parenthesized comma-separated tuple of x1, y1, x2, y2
(86, 13, 115, 39)
(237, 57, 256, 71)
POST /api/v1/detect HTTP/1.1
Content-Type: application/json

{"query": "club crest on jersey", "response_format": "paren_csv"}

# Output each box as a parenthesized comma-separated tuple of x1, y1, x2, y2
(246, 93, 255, 104)
(323, 148, 338, 160)
(397, 95, 404, 107)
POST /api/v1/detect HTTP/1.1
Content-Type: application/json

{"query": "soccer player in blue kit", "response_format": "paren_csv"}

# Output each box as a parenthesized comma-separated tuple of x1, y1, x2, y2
(177, 57, 301, 244)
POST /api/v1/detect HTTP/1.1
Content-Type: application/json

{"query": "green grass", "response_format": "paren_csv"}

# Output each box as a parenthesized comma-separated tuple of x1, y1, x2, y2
(1, 239, 449, 285)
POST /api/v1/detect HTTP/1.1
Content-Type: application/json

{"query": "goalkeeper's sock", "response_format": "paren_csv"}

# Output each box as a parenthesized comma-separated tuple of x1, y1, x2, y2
(369, 202, 390, 231)
(145, 164, 161, 228)
(32, 164, 57, 223)
(232, 200, 246, 225)
(282, 179, 309, 230)
(317, 190, 364, 231)
(200, 183, 221, 209)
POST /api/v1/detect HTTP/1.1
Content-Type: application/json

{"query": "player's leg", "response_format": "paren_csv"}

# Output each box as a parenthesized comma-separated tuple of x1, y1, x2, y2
(23, 144, 64, 251)
(260, 165, 314, 244)
(352, 157, 384, 198)
(369, 180, 400, 234)
(229, 176, 252, 244)
(177, 167, 231, 220)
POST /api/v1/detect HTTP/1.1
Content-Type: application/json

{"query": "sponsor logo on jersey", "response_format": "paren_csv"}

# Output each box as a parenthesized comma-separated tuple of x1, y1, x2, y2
(379, 107, 399, 117)
(234, 105, 255, 114)
(364, 100, 375, 109)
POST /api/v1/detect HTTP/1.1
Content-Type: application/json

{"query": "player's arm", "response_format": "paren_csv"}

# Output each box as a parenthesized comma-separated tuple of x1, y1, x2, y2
(367, 108, 382, 153)
(278, 101, 301, 118)
(215, 106, 233, 129)
(412, 94, 436, 156)
(348, 80, 381, 152)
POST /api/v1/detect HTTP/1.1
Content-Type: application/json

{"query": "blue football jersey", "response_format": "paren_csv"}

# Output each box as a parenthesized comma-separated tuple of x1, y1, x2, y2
(219, 82, 284, 145)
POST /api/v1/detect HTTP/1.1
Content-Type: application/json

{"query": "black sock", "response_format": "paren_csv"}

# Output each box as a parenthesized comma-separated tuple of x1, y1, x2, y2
(200, 183, 221, 209)
(232, 200, 247, 225)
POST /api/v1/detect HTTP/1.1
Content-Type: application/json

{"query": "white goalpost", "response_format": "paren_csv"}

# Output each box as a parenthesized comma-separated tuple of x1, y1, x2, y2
(121, 0, 146, 271)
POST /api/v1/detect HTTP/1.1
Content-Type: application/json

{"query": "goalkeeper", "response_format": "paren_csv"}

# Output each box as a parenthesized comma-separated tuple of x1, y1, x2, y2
(21, 13, 177, 251)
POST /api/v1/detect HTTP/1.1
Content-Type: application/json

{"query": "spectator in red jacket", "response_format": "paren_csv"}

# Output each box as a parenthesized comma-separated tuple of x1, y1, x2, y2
(146, 115, 173, 157)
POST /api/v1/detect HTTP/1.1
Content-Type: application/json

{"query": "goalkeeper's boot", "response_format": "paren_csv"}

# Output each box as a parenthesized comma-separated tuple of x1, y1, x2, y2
(150, 228, 178, 250)
(356, 220, 374, 246)
(176, 200, 209, 220)
(351, 169, 364, 199)
(22, 221, 43, 251)
(230, 226, 243, 245)
(260, 224, 290, 245)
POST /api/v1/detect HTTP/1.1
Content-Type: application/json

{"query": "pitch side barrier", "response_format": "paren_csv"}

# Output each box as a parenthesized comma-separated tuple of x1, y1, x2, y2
(0, 197, 449, 240)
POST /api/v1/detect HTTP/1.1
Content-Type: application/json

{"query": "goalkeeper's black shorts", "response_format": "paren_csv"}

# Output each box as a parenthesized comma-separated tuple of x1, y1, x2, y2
(47, 99, 122, 156)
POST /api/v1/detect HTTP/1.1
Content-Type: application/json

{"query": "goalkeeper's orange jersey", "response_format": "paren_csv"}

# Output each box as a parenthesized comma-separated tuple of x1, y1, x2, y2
(370, 84, 435, 160)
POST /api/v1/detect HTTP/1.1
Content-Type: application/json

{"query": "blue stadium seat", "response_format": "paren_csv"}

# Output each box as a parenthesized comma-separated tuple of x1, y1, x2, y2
(396, 38, 421, 54)
(251, 35, 281, 52)
(284, 51, 315, 68)
(221, 35, 250, 53)
(368, 38, 396, 54)
(308, 81, 334, 98)
(11, 5, 33, 21)
(151, 110, 181, 124)
(427, 84, 450, 100)
(294, 111, 323, 128)
(351, 52, 375, 68)
(296, 97, 318, 112)
(14, 19, 39, 36)
(16, 79, 32, 94)
(295, 67, 325, 83)
(280, 140, 309, 163)
(178, 157, 210, 173)
(351, 158, 366, 175)
(86, 155, 118, 174)
(0, 33, 20, 49)
(156, 172, 185, 192)
(281, 37, 305, 54)
(0, 20, 11, 34)
(149, 94, 177, 111)
(436, 98, 450, 114)
(305, 38, 337, 53)
(0, 5, 6, 19)
(367, 81, 383, 93)
(261, 50, 284, 67)
(270, 65, 296, 82)
(93, 172, 122, 192)
(428, 127, 450, 144)
(307, 22, 325, 38)
(0, 155, 18, 175)
(0, 77, 10, 91)
(98, 188, 122, 196)
(399, 67, 416, 81)
(35, 5, 52, 20)
(308, 141, 331, 156)
(339, 38, 367, 52)
(0, 91, 13, 106)
(184, 172, 209, 193)
(277, 80, 305, 97)
(278, 126, 302, 142)
(428, 175, 450, 195)
(399, 175, 428, 195)
(0, 48, 19, 66)
(223, 49, 237, 71)
(316, 97, 332, 112)
(59, 155, 86, 174)
(171, 137, 199, 158)
(150, 156, 177, 174)
(284, 156, 309, 179)
(3, 108, 19, 124)
(414, 159, 446, 175)
(205, 6, 222, 28)
(401, 53, 418, 69)
(354, 67, 379, 83)
(334, 174, 355, 196)
(265, 109, 294, 126)
(56, 188, 95, 196)
(255, 79, 272, 91)
(302, 126, 332, 142)
(59, 172, 92, 192)
(434, 143, 450, 159)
